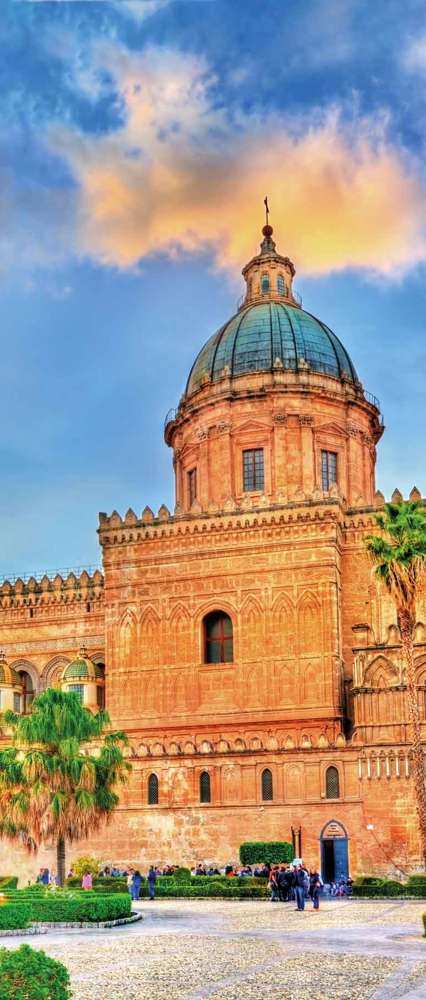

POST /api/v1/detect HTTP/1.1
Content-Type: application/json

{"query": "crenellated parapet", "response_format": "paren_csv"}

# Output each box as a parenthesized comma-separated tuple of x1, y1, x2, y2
(0, 569, 104, 612)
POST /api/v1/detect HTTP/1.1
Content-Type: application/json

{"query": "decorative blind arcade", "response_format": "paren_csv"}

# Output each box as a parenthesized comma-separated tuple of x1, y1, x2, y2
(243, 448, 264, 492)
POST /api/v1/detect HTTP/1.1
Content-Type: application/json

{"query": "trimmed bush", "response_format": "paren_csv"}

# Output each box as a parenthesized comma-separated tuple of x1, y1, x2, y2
(0, 903, 32, 931)
(0, 943, 71, 1000)
(0, 878, 18, 891)
(173, 867, 191, 882)
(423, 912, 426, 937)
(353, 876, 384, 887)
(352, 879, 407, 898)
(65, 876, 127, 894)
(239, 841, 293, 866)
(29, 892, 131, 923)
(139, 878, 268, 899)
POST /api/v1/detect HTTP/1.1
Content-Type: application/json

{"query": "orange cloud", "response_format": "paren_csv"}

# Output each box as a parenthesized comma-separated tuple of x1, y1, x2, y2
(51, 43, 426, 279)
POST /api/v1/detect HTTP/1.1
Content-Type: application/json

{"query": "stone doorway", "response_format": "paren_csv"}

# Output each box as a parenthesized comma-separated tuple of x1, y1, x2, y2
(320, 820, 349, 882)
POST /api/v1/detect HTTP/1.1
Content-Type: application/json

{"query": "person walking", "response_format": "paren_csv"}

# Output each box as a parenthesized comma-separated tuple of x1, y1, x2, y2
(277, 865, 288, 902)
(147, 865, 157, 900)
(310, 870, 322, 910)
(131, 870, 142, 901)
(294, 865, 306, 911)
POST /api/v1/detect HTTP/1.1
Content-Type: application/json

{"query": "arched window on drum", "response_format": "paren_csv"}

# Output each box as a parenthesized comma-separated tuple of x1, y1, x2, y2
(277, 274, 285, 296)
(261, 273, 270, 294)
(261, 767, 273, 801)
(325, 766, 340, 799)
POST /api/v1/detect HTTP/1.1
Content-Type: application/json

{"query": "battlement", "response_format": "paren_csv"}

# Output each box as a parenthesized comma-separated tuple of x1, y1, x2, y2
(0, 568, 104, 609)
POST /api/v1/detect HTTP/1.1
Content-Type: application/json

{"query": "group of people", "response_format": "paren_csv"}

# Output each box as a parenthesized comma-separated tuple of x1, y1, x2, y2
(268, 864, 322, 910)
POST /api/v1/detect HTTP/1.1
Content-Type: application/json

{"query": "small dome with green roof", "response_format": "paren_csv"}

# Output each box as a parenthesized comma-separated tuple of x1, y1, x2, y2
(62, 647, 102, 682)
(0, 651, 22, 688)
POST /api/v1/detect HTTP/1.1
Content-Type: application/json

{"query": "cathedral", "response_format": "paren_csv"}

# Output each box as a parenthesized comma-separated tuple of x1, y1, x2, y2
(1, 222, 425, 881)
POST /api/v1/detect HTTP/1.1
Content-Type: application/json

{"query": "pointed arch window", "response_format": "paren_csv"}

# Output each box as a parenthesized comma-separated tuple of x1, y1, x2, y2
(148, 773, 159, 805)
(325, 766, 340, 799)
(200, 771, 211, 803)
(261, 274, 270, 294)
(203, 611, 233, 663)
(261, 767, 273, 801)
(277, 274, 285, 295)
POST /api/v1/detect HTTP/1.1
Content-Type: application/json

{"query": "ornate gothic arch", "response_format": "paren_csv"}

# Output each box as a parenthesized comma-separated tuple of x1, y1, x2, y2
(364, 655, 399, 689)
(42, 655, 70, 689)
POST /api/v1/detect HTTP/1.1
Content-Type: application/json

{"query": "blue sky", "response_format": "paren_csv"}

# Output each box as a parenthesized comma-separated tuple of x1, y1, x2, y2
(1, 0, 426, 575)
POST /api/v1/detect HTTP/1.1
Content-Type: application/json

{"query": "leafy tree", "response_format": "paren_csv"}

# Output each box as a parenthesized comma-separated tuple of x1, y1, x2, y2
(0, 688, 130, 885)
(366, 500, 426, 865)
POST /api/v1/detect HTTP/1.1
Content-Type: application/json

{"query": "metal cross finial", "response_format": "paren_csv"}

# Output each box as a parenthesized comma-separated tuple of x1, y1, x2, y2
(264, 196, 269, 227)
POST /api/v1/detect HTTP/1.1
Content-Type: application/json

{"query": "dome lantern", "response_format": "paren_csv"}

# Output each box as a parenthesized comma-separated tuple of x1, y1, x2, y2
(241, 201, 298, 310)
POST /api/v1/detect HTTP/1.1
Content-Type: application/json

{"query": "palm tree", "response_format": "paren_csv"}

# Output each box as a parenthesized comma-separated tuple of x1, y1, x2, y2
(366, 499, 426, 866)
(0, 688, 130, 884)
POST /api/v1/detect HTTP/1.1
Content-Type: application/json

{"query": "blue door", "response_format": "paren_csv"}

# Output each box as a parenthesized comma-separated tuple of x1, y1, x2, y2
(333, 837, 349, 880)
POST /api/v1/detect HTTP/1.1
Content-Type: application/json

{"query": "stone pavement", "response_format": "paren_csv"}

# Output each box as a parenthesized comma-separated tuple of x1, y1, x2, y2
(3, 898, 426, 998)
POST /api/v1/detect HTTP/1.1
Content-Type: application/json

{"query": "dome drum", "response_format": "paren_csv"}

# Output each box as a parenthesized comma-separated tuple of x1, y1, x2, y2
(61, 646, 105, 712)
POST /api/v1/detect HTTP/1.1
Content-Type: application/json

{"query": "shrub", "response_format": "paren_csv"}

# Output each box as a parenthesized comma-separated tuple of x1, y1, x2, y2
(406, 883, 426, 898)
(173, 867, 191, 882)
(239, 841, 293, 866)
(353, 876, 384, 886)
(70, 856, 100, 879)
(65, 876, 127, 894)
(382, 880, 406, 897)
(423, 912, 426, 937)
(0, 878, 18, 891)
(0, 903, 32, 931)
(30, 892, 131, 923)
(0, 943, 71, 1000)
(139, 879, 268, 900)
(352, 879, 408, 898)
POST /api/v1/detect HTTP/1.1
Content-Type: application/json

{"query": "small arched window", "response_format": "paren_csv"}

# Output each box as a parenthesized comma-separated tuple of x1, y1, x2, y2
(203, 611, 233, 663)
(325, 766, 340, 799)
(262, 768, 273, 801)
(200, 771, 211, 803)
(277, 274, 285, 295)
(148, 773, 159, 805)
(261, 274, 270, 294)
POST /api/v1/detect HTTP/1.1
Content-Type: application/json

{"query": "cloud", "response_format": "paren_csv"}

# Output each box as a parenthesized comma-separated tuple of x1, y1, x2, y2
(44, 40, 426, 281)
(110, 1, 172, 22)
(403, 34, 426, 74)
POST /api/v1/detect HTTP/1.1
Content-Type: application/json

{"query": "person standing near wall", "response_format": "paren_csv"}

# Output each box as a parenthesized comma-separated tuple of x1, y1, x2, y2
(147, 865, 157, 900)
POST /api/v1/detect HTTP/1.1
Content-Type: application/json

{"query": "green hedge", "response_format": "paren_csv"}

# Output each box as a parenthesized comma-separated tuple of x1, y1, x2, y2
(352, 879, 407, 898)
(0, 878, 18, 891)
(139, 879, 268, 899)
(29, 892, 131, 923)
(423, 913, 426, 937)
(0, 903, 32, 931)
(0, 943, 71, 1000)
(239, 841, 293, 865)
(65, 877, 127, 894)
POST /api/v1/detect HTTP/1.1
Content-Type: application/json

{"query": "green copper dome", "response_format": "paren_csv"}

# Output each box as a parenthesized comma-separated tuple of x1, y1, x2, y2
(185, 302, 359, 398)
(63, 655, 102, 681)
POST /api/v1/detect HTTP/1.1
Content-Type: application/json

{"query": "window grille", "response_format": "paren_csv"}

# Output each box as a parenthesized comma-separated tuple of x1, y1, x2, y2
(262, 768, 273, 801)
(18, 670, 34, 714)
(204, 611, 233, 663)
(200, 771, 211, 803)
(148, 773, 159, 805)
(243, 448, 264, 492)
(325, 766, 340, 799)
(277, 275, 285, 295)
(261, 274, 270, 294)
(68, 684, 84, 704)
(13, 692, 21, 713)
(321, 450, 337, 491)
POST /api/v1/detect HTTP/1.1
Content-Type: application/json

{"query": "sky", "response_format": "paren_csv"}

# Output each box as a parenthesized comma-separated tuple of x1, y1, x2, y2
(1, 0, 426, 575)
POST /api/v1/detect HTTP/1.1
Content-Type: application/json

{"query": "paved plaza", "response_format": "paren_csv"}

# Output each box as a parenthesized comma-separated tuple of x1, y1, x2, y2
(6, 898, 426, 999)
